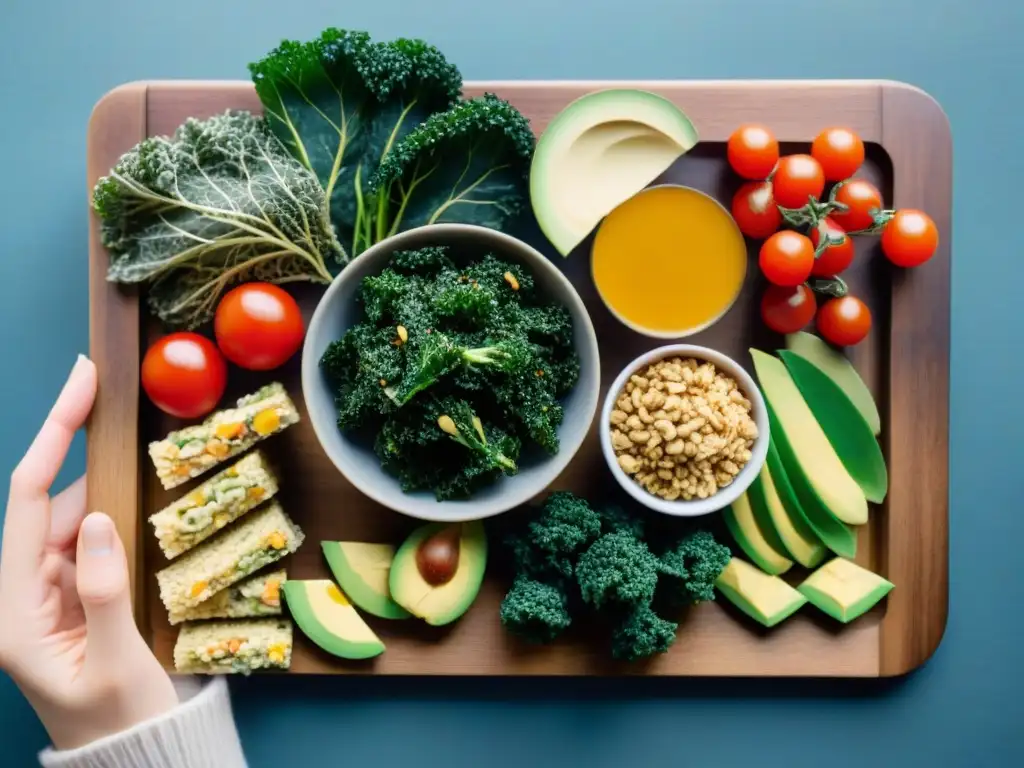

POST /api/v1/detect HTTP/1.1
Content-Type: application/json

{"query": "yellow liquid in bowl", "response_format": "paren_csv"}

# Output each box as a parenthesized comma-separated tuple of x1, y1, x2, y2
(592, 185, 747, 336)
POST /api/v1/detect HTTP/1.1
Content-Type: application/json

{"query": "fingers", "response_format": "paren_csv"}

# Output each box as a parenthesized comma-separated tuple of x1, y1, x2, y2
(3, 356, 97, 583)
(75, 513, 138, 670)
(49, 475, 88, 551)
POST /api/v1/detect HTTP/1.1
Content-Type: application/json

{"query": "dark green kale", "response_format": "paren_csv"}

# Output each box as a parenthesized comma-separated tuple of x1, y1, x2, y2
(499, 577, 572, 644)
(610, 604, 678, 662)
(576, 531, 660, 610)
(506, 491, 602, 585)
(656, 530, 733, 606)
(390, 246, 455, 275)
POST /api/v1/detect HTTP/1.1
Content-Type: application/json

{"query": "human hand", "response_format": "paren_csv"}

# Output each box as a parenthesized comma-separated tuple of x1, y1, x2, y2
(0, 355, 178, 750)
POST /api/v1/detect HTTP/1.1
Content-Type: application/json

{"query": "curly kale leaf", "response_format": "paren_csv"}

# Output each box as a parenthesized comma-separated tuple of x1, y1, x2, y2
(320, 324, 402, 429)
(656, 530, 732, 606)
(610, 604, 678, 662)
(500, 577, 572, 644)
(576, 531, 660, 611)
(250, 29, 462, 256)
(94, 111, 343, 329)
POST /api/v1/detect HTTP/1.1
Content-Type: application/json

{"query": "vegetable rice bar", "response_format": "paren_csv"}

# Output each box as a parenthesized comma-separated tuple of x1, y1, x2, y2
(150, 451, 279, 559)
(173, 619, 293, 674)
(149, 383, 299, 490)
(169, 569, 286, 626)
(156, 501, 304, 615)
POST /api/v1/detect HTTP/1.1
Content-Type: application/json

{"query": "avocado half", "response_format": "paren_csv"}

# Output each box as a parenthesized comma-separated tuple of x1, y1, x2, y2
(389, 521, 487, 626)
(715, 558, 807, 629)
(282, 580, 385, 660)
(530, 88, 699, 256)
(322, 542, 411, 620)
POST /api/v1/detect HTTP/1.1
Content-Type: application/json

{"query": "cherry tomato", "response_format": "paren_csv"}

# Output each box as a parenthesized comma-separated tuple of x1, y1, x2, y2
(881, 209, 939, 267)
(817, 296, 872, 346)
(731, 181, 782, 239)
(142, 333, 227, 419)
(215, 283, 305, 371)
(809, 218, 855, 277)
(772, 155, 826, 209)
(761, 284, 817, 334)
(759, 231, 815, 286)
(830, 179, 882, 232)
(811, 127, 865, 182)
(727, 124, 780, 180)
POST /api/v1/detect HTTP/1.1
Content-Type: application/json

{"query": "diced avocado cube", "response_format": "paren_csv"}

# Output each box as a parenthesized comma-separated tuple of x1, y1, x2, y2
(798, 557, 894, 623)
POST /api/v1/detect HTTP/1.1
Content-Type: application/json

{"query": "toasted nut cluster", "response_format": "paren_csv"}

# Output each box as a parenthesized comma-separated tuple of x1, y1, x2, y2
(609, 357, 758, 501)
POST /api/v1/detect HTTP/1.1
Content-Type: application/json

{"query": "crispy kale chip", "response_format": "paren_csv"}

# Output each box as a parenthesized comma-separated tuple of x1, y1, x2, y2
(94, 111, 344, 329)
(499, 577, 572, 644)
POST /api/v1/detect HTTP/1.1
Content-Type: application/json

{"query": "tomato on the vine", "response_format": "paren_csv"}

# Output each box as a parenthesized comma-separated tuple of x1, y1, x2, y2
(731, 181, 781, 239)
(830, 179, 882, 232)
(881, 209, 939, 267)
(811, 127, 865, 181)
(809, 217, 855, 277)
(727, 124, 780, 180)
(141, 333, 227, 418)
(772, 155, 826, 209)
(761, 284, 816, 334)
(215, 283, 305, 371)
(759, 230, 815, 286)
(816, 296, 872, 346)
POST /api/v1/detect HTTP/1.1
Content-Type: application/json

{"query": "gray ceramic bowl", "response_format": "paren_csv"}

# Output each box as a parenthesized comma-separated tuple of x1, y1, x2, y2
(302, 224, 601, 523)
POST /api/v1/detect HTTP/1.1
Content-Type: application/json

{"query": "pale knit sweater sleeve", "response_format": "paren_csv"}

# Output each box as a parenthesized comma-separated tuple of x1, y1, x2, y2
(37, 678, 247, 768)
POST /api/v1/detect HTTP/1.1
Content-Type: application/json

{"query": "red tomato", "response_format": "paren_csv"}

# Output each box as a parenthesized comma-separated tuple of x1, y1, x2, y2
(881, 209, 939, 267)
(809, 218, 855, 277)
(817, 296, 872, 346)
(759, 231, 815, 286)
(142, 333, 227, 419)
(772, 155, 826, 209)
(727, 124, 780, 180)
(830, 179, 882, 232)
(731, 181, 782, 239)
(811, 127, 865, 182)
(215, 283, 305, 371)
(761, 284, 817, 334)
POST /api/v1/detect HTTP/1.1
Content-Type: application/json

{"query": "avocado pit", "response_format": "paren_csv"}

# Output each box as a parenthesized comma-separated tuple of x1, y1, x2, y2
(415, 524, 461, 586)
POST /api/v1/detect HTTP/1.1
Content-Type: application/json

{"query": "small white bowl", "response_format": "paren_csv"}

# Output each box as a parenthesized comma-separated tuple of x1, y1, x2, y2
(600, 344, 769, 518)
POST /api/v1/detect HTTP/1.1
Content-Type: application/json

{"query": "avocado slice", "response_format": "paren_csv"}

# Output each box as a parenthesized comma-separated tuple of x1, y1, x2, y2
(798, 558, 894, 623)
(389, 521, 487, 626)
(322, 542, 410, 620)
(785, 332, 881, 436)
(530, 88, 699, 256)
(715, 558, 807, 628)
(778, 351, 888, 503)
(750, 350, 868, 526)
(748, 462, 827, 568)
(282, 580, 385, 660)
(722, 491, 792, 575)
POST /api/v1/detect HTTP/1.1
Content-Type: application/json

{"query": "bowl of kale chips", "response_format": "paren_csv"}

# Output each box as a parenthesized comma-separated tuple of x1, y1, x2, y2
(302, 224, 600, 521)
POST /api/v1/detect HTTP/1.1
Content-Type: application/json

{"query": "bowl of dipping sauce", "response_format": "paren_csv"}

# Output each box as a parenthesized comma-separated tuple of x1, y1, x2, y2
(591, 185, 747, 338)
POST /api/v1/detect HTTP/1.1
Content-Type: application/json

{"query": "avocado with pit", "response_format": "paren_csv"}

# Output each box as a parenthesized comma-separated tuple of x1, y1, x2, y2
(389, 520, 487, 626)
(722, 491, 792, 576)
(715, 558, 808, 628)
(747, 461, 827, 569)
(765, 435, 857, 559)
(282, 580, 385, 660)
(778, 350, 888, 503)
(798, 557, 894, 623)
(322, 542, 411, 620)
(530, 88, 699, 256)
(750, 350, 868, 526)
(786, 332, 881, 436)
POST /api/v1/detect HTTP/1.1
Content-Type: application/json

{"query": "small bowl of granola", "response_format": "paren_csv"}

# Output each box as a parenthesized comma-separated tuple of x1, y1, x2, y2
(601, 345, 769, 517)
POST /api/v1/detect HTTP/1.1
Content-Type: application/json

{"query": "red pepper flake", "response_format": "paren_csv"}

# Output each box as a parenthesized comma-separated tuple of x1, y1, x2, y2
(535, 369, 545, 377)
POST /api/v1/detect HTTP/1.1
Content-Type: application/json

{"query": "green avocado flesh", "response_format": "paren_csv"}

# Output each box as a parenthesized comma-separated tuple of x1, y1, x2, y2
(282, 580, 385, 660)
(747, 463, 826, 569)
(530, 88, 699, 256)
(750, 350, 867, 526)
(765, 418, 857, 559)
(715, 558, 807, 628)
(798, 558, 894, 623)
(779, 351, 888, 503)
(785, 332, 881, 436)
(389, 521, 487, 626)
(322, 542, 410, 620)
(723, 491, 792, 575)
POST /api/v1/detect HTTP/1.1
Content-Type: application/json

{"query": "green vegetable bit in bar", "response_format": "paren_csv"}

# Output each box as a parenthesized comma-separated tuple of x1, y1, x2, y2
(169, 569, 287, 626)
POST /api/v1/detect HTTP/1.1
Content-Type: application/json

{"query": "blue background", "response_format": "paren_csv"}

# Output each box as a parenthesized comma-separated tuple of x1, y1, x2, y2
(1, 0, 1020, 765)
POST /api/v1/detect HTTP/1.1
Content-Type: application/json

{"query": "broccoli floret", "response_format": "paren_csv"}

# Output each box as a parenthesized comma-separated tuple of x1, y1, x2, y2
(610, 604, 678, 662)
(509, 491, 602, 583)
(576, 531, 659, 611)
(390, 246, 455, 275)
(597, 504, 646, 539)
(656, 531, 733, 606)
(499, 577, 572, 644)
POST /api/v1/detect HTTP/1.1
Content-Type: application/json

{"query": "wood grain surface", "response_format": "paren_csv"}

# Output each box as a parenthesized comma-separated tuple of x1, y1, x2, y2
(86, 80, 950, 677)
